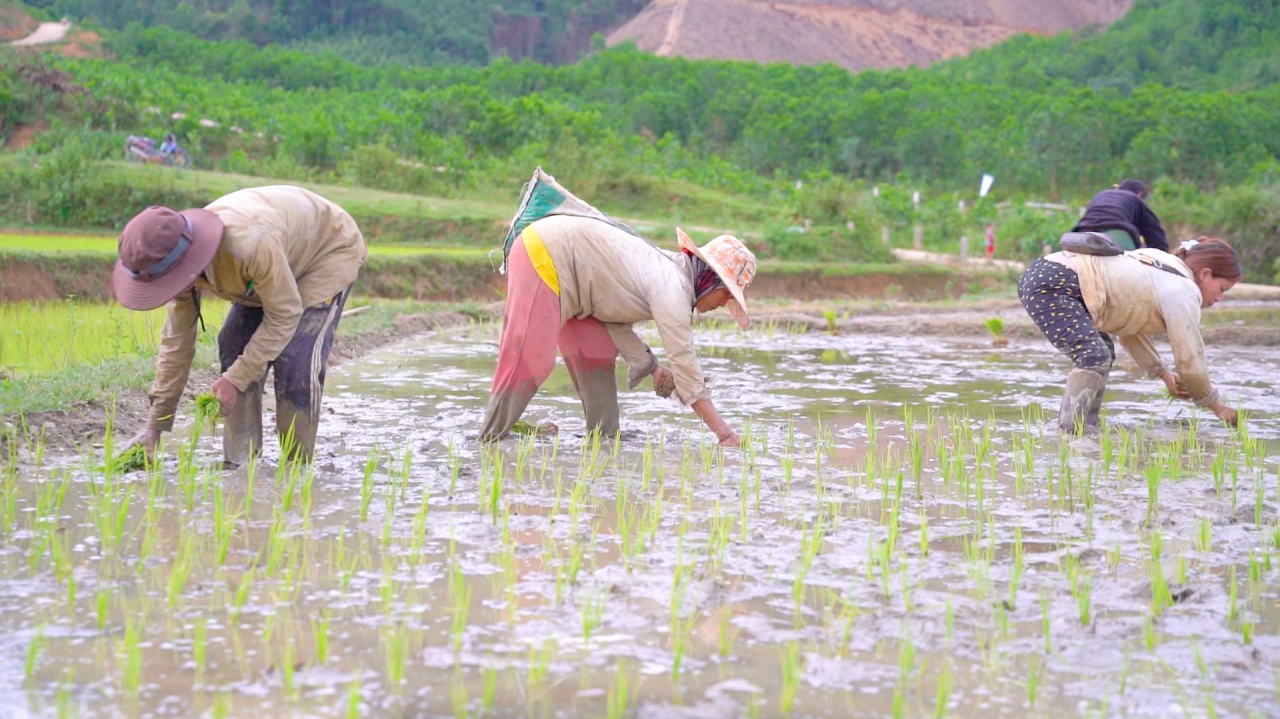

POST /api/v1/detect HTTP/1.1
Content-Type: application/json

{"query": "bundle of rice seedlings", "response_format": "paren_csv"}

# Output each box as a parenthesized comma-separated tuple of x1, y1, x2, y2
(195, 392, 222, 424)
(109, 444, 149, 473)
(512, 420, 559, 437)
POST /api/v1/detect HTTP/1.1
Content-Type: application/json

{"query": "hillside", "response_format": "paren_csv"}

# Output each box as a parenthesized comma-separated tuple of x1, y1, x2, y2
(0, 0, 35, 41)
(2, 0, 1278, 280)
(29, 0, 648, 65)
(608, 0, 1133, 71)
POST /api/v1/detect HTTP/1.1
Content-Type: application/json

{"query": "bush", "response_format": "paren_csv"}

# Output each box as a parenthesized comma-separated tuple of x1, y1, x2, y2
(757, 224, 893, 263)
(0, 138, 206, 228)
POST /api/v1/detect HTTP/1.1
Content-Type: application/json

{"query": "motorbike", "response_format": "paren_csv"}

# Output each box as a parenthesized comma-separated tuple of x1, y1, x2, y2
(125, 135, 192, 168)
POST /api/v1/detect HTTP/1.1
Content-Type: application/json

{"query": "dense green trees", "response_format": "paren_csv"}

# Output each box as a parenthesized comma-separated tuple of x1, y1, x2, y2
(3, 0, 1278, 278)
(32, 0, 646, 65)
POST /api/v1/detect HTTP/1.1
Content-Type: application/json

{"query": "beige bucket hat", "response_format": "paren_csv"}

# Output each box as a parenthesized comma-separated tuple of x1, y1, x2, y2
(677, 227, 757, 328)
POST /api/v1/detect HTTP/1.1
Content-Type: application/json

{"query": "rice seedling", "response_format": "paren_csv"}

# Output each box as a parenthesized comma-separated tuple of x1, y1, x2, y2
(360, 447, 380, 521)
(581, 588, 607, 643)
(779, 640, 803, 715)
(1026, 653, 1042, 707)
(527, 639, 555, 688)
(313, 612, 330, 665)
(1076, 575, 1093, 626)
(192, 616, 208, 674)
(24, 624, 46, 681)
(118, 613, 145, 695)
(383, 622, 409, 688)
(1038, 590, 1051, 653)
(923, 658, 951, 718)
(346, 679, 361, 719)
(606, 661, 635, 719)
(482, 663, 499, 715)
(983, 317, 1008, 347)
(280, 640, 299, 700)
(449, 562, 472, 653)
(1228, 565, 1238, 622)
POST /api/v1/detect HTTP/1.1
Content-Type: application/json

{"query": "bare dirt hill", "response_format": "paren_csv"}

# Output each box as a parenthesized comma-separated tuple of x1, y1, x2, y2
(608, 0, 1133, 70)
(0, 0, 34, 41)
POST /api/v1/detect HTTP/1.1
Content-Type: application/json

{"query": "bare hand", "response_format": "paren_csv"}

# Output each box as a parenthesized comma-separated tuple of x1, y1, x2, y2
(125, 428, 161, 461)
(1212, 402, 1239, 428)
(212, 376, 239, 410)
(1162, 371, 1191, 400)
(716, 427, 741, 448)
(652, 365, 677, 399)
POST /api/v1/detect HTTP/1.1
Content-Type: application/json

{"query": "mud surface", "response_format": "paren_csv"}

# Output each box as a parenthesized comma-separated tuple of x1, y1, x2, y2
(1, 320, 1278, 718)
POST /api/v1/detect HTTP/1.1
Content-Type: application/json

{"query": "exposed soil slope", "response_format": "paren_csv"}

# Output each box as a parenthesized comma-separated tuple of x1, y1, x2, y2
(609, 0, 1132, 70)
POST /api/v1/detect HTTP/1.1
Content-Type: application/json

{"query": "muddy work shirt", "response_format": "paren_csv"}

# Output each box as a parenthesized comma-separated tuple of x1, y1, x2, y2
(146, 186, 367, 431)
(1045, 249, 1218, 406)
(527, 215, 711, 405)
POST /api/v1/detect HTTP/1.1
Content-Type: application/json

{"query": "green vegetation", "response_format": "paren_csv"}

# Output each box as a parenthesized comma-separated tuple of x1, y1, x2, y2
(0, 299, 217, 374)
(38, 0, 644, 65)
(1, 0, 1277, 279)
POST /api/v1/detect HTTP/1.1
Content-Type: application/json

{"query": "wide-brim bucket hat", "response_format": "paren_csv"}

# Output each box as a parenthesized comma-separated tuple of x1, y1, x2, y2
(112, 206, 224, 310)
(677, 227, 756, 329)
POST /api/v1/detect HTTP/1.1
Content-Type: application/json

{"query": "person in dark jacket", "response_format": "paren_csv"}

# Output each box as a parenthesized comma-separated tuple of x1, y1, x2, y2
(1072, 179, 1168, 251)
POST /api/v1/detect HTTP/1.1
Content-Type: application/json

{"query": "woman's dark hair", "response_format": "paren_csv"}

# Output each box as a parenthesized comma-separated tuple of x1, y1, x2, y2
(1174, 237, 1241, 280)
(1115, 179, 1147, 198)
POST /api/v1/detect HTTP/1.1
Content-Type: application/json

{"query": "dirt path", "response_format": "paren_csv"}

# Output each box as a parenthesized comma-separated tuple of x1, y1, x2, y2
(9, 19, 70, 46)
(893, 247, 1280, 299)
(656, 0, 688, 57)
(892, 247, 1026, 271)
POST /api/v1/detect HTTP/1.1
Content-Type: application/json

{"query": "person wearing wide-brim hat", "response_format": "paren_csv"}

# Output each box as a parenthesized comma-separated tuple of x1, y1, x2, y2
(115, 185, 367, 465)
(479, 214, 756, 446)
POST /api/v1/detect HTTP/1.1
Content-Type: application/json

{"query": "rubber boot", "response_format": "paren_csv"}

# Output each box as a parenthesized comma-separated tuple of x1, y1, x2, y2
(566, 361, 620, 438)
(276, 397, 318, 463)
(479, 382, 539, 442)
(1059, 368, 1108, 436)
(223, 381, 264, 468)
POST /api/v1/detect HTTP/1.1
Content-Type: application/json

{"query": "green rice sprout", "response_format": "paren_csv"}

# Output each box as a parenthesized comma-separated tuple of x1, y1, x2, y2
(983, 317, 1007, 346)
(823, 309, 838, 334)
(194, 392, 222, 426)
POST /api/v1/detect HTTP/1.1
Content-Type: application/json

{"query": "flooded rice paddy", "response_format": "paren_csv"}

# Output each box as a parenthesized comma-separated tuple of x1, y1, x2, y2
(3, 320, 1279, 718)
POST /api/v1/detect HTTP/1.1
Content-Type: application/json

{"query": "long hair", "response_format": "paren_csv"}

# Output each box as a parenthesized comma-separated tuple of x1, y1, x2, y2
(1174, 237, 1241, 280)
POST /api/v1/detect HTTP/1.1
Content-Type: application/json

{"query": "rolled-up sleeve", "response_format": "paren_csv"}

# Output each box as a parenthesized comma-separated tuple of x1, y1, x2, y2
(605, 322, 658, 389)
(146, 292, 200, 431)
(650, 294, 709, 405)
(222, 238, 303, 391)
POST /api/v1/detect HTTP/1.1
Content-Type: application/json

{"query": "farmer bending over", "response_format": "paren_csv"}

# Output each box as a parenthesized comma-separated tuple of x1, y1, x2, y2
(115, 185, 367, 465)
(1018, 237, 1240, 435)
(1072, 179, 1169, 251)
(479, 216, 755, 447)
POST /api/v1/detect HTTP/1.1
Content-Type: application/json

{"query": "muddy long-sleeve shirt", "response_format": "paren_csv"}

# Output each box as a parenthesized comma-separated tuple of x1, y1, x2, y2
(528, 215, 711, 405)
(146, 186, 367, 431)
(1045, 249, 1218, 406)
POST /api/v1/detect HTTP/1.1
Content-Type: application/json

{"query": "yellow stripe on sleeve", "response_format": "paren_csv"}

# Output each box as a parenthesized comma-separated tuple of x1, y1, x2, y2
(522, 226, 560, 296)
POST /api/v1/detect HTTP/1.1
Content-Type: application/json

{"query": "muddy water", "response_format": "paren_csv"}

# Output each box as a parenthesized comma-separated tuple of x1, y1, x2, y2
(3, 324, 1279, 718)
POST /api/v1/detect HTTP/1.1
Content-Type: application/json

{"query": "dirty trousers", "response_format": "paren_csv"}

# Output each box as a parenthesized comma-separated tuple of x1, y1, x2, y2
(218, 286, 351, 464)
(1017, 258, 1114, 371)
(479, 230, 620, 441)
(1018, 259, 1113, 432)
